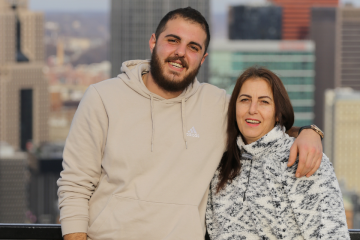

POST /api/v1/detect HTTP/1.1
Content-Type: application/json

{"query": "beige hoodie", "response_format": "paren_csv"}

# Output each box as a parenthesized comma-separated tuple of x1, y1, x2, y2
(57, 60, 228, 240)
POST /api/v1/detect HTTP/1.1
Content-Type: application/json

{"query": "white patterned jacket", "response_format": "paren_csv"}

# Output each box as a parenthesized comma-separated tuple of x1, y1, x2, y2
(206, 125, 350, 240)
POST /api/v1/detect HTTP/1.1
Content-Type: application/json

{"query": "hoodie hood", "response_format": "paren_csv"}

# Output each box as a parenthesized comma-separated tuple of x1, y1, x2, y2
(117, 59, 201, 103)
(117, 59, 201, 151)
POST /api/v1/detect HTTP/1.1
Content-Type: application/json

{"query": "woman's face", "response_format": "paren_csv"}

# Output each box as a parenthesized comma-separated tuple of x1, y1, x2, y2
(236, 77, 277, 144)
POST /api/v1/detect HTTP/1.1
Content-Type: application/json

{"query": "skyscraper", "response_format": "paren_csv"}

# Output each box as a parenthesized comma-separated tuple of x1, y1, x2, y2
(110, 0, 210, 82)
(228, 5, 282, 40)
(209, 40, 315, 127)
(324, 88, 360, 195)
(269, 0, 339, 39)
(311, 6, 360, 129)
(0, 148, 27, 223)
(0, 0, 48, 150)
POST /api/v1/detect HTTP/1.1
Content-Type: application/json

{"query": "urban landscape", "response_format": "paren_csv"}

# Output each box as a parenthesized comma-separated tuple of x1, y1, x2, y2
(0, 0, 360, 238)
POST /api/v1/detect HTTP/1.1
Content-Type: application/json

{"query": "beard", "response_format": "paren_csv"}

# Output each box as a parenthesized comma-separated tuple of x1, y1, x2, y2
(150, 46, 201, 93)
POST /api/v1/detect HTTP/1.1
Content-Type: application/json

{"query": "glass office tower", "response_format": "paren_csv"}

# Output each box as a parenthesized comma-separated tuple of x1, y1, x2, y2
(228, 5, 282, 40)
(209, 40, 315, 126)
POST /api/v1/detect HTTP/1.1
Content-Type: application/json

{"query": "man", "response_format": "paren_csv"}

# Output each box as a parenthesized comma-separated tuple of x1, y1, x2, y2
(58, 7, 323, 240)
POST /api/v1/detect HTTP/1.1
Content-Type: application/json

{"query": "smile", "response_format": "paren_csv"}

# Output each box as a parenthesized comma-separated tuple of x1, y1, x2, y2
(169, 62, 184, 69)
(246, 119, 261, 124)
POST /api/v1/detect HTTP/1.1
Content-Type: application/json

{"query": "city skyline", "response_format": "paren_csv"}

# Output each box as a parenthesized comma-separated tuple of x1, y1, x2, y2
(29, 0, 360, 13)
(0, 0, 359, 229)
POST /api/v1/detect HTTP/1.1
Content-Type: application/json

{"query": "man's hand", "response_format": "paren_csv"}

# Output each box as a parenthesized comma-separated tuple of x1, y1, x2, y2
(288, 129, 323, 178)
(63, 233, 87, 240)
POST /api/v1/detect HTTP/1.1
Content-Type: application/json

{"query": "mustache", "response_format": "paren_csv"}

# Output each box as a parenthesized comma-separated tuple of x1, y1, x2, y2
(165, 56, 188, 69)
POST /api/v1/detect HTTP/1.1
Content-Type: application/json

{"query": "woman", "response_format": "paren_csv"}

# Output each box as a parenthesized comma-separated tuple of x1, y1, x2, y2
(206, 67, 350, 240)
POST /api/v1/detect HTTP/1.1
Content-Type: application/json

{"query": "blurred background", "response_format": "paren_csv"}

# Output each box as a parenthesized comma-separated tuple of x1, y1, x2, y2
(0, 0, 359, 228)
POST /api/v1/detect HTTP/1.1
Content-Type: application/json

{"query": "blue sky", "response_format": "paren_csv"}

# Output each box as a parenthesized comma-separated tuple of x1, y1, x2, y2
(29, 0, 360, 13)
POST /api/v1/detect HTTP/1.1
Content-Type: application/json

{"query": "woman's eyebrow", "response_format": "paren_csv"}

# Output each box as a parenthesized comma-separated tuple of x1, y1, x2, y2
(258, 96, 273, 100)
(238, 94, 251, 98)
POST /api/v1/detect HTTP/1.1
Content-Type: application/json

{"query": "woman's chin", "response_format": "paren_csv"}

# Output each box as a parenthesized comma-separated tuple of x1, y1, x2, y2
(243, 135, 261, 144)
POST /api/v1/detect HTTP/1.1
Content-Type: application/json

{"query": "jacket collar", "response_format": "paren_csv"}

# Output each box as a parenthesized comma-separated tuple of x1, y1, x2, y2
(237, 125, 286, 158)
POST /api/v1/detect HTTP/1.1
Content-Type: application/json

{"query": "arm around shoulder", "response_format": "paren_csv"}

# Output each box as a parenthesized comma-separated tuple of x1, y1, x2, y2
(57, 85, 109, 236)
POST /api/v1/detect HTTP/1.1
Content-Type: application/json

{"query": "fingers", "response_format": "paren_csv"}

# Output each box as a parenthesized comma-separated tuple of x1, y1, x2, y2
(288, 143, 298, 167)
(295, 147, 323, 178)
(295, 148, 307, 178)
(291, 128, 324, 178)
(300, 148, 316, 177)
(306, 151, 323, 177)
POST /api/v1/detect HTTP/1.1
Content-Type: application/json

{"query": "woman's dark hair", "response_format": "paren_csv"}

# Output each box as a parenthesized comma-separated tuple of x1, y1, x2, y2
(155, 7, 210, 54)
(216, 66, 294, 192)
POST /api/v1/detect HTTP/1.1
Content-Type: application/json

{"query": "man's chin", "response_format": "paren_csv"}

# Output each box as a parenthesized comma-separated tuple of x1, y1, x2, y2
(163, 72, 184, 82)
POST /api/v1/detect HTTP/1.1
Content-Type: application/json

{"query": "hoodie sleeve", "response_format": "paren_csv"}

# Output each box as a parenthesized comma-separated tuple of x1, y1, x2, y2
(284, 154, 350, 240)
(57, 85, 108, 236)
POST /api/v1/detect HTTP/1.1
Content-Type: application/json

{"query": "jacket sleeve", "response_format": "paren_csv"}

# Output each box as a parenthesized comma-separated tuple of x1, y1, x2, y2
(284, 154, 350, 240)
(57, 85, 108, 236)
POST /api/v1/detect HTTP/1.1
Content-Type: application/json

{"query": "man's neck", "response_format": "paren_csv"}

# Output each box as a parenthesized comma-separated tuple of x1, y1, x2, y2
(142, 72, 183, 99)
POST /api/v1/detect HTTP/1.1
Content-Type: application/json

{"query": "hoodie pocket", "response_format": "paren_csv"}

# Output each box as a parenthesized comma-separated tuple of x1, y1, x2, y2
(87, 195, 204, 240)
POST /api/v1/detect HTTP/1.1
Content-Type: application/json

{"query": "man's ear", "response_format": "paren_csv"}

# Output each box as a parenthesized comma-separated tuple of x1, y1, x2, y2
(200, 52, 208, 65)
(149, 33, 156, 53)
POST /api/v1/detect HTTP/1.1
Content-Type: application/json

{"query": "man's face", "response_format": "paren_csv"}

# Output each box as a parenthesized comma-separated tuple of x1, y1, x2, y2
(149, 17, 208, 92)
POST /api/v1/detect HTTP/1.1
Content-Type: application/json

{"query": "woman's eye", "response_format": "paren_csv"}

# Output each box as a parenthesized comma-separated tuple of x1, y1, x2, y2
(240, 99, 248, 102)
(262, 100, 269, 104)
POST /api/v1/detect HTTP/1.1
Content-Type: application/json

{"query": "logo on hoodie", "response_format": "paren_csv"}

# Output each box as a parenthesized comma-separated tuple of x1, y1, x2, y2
(186, 127, 199, 138)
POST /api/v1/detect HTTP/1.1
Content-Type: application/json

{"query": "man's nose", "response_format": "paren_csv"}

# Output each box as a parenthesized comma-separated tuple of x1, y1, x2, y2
(174, 44, 186, 57)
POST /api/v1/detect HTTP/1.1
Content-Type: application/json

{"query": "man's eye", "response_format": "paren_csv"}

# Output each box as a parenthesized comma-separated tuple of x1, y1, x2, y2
(190, 46, 199, 51)
(168, 39, 176, 43)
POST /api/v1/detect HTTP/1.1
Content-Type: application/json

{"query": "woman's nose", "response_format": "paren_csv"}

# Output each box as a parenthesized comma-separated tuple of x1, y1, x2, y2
(249, 101, 258, 114)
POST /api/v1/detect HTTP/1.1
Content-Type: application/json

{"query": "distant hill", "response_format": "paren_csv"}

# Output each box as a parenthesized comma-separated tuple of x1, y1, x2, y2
(44, 11, 109, 65)
(44, 11, 109, 40)
(43, 11, 228, 65)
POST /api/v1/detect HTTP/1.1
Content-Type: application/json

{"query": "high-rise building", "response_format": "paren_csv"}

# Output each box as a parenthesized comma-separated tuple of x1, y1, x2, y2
(324, 88, 360, 196)
(110, 0, 210, 82)
(311, 6, 360, 129)
(0, 142, 27, 223)
(269, 0, 339, 39)
(228, 5, 282, 40)
(209, 40, 315, 126)
(0, 0, 48, 150)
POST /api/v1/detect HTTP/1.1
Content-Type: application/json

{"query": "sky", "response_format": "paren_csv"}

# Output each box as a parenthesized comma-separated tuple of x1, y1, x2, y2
(29, 0, 360, 14)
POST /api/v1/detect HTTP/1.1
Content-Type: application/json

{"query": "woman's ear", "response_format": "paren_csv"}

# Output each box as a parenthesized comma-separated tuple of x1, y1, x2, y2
(275, 116, 279, 125)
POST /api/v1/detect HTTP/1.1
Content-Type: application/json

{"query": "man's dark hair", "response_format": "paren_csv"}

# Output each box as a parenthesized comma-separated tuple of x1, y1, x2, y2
(154, 7, 210, 54)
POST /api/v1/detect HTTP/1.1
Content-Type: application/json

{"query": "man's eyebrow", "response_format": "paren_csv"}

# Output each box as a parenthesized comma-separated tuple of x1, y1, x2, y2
(165, 34, 203, 50)
(189, 41, 202, 50)
(165, 34, 181, 40)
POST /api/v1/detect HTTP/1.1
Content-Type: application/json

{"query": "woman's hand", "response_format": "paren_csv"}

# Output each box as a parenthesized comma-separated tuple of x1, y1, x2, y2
(288, 129, 323, 178)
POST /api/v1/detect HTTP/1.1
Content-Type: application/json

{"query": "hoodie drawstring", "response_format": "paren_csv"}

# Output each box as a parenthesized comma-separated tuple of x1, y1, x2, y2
(181, 99, 188, 149)
(150, 96, 188, 151)
(150, 95, 155, 152)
